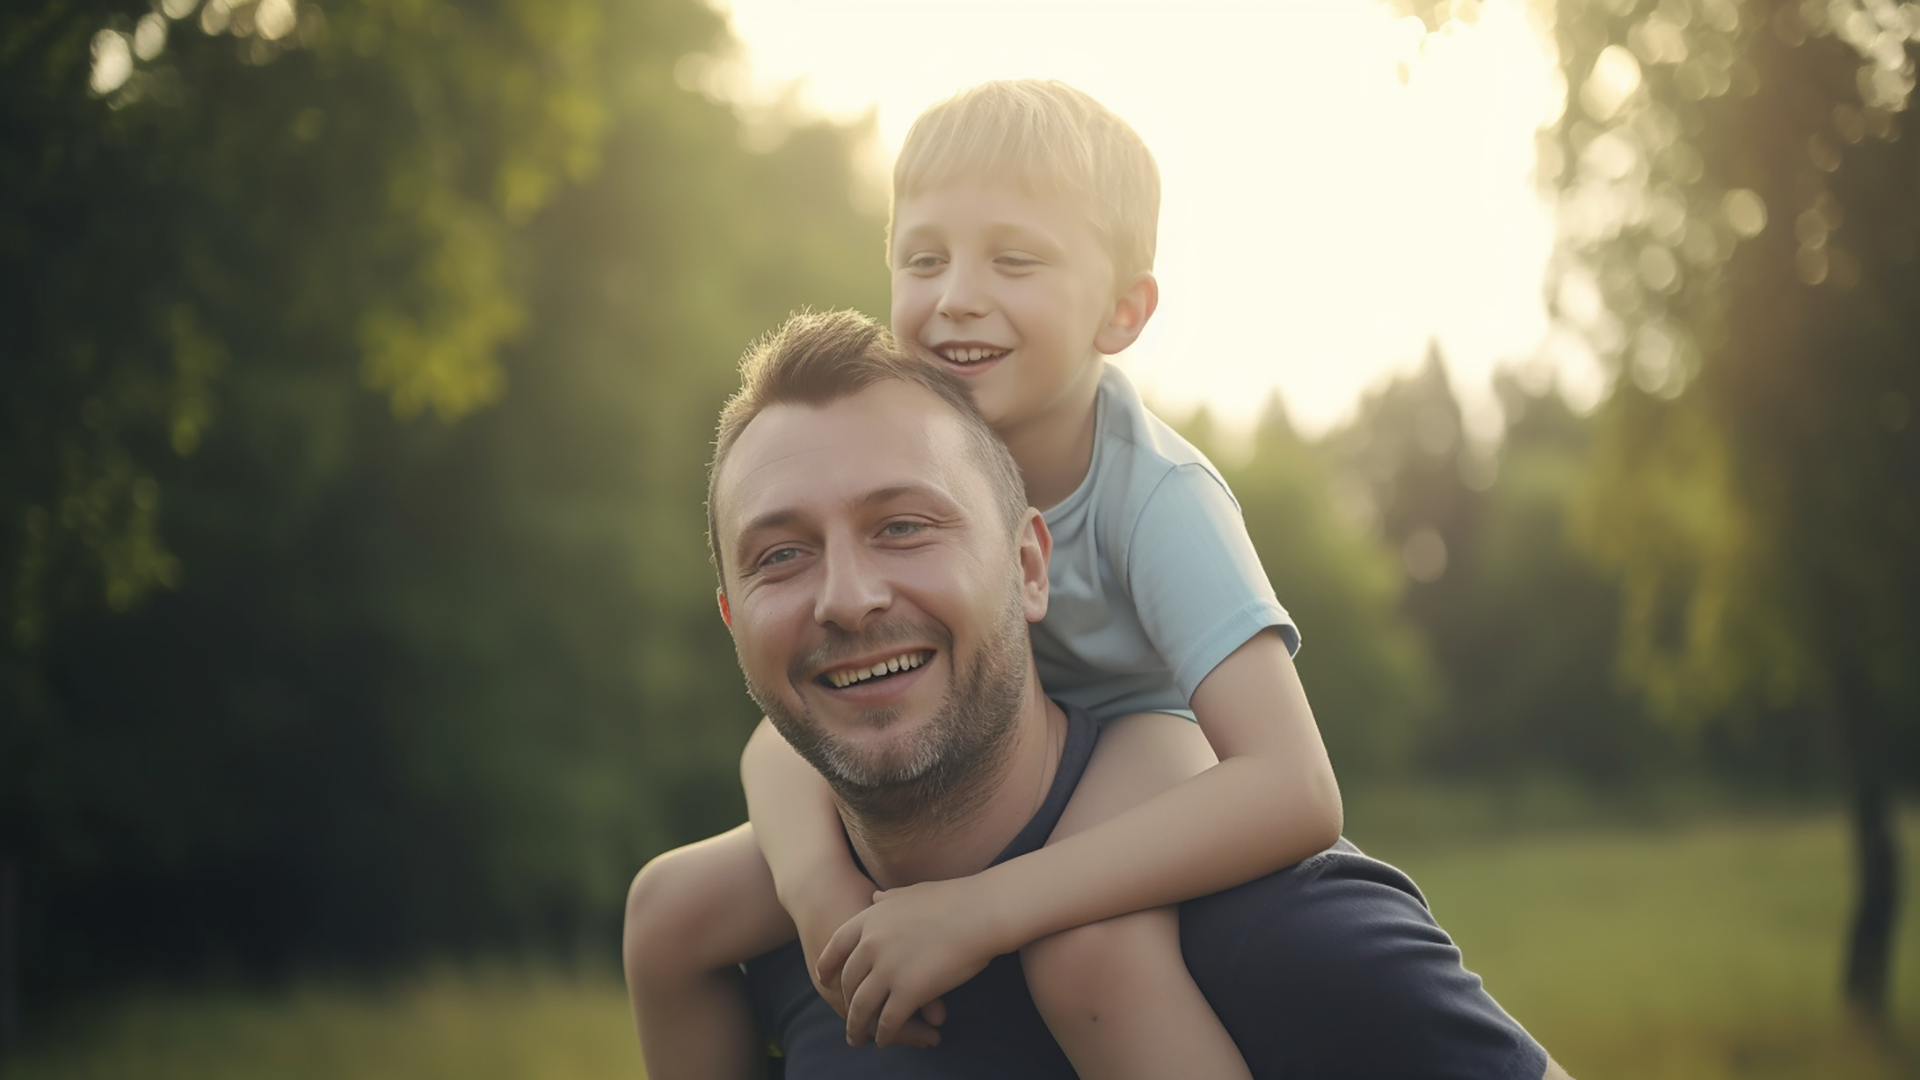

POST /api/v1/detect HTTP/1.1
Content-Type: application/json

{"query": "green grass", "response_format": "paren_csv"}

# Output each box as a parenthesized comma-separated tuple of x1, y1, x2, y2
(1363, 810, 1920, 1080)
(8, 810, 1917, 1079)
(5, 966, 641, 1080)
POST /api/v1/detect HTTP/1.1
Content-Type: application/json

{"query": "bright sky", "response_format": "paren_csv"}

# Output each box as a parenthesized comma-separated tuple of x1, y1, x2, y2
(705, 0, 1593, 445)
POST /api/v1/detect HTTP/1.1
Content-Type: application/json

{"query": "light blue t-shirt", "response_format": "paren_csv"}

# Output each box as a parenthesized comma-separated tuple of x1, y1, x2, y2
(1033, 365, 1298, 723)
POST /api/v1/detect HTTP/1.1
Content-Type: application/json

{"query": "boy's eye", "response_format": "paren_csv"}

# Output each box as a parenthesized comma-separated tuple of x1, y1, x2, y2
(996, 254, 1041, 270)
(902, 253, 945, 272)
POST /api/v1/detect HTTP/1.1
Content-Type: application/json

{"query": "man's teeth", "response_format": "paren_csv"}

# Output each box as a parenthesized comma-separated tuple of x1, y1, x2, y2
(826, 652, 928, 689)
(942, 347, 1005, 364)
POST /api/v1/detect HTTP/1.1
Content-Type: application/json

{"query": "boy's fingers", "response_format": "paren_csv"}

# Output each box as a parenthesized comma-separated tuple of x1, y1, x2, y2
(919, 997, 948, 1027)
(894, 1017, 942, 1049)
(875, 996, 919, 1048)
(838, 944, 873, 1000)
(844, 979, 887, 1047)
(837, 947, 880, 1044)
(815, 924, 856, 986)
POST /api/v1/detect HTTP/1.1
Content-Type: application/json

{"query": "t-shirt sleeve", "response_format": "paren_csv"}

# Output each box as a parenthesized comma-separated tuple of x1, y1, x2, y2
(1125, 463, 1298, 703)
(1183, 844, 1550, 1080)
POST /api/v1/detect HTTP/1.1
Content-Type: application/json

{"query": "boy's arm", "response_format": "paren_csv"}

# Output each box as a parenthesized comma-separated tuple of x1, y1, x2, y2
(824, 630, 1342, 1046)
(995, 628, 1342, 921)
(740, 718, 948, 1046)
(740, 720, 875, 980)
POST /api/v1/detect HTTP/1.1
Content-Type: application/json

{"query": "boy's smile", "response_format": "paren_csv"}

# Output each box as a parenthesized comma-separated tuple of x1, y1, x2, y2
(890, 182, 1146, 450)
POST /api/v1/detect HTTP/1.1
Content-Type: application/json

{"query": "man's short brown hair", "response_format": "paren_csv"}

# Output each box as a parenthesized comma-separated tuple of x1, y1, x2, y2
(891, 79, 1161, 283)
(707, 310, 1029, 583)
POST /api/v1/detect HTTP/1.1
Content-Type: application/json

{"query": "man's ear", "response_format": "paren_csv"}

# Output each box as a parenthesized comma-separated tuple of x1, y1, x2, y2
(1093, 272, 1159, 356)
(716, 587, 732, 629)
(1016, 508, 1052, 624)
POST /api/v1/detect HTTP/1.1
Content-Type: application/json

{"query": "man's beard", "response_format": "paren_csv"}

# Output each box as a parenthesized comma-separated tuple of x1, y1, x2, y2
(742, 586, 1030, 832)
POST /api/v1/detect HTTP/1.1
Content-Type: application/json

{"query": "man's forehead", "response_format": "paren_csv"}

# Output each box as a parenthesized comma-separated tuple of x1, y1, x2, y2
(715, 381, 979, 536)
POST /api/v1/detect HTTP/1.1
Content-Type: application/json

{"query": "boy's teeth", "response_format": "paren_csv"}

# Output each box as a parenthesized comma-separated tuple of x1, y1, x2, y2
(827, 651, 927, 688)
(943, 347, 1003, 364)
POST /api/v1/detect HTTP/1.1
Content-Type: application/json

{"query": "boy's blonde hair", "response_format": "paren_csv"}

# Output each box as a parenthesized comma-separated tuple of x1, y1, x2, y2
(891, 80, 1161, 284)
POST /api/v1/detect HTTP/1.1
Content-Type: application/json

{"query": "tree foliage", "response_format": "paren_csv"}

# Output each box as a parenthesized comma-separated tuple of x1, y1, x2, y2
(1188, 400, 1439, 778)
(1317, 348, 1677, 783)
(1533, 0, 1920, 1017)
(3, 0, 886, 1006)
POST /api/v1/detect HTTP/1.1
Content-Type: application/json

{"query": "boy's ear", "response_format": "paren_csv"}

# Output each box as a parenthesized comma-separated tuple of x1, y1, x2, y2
(716, 587, 732, 629)
(1094, 272, 1159, 356)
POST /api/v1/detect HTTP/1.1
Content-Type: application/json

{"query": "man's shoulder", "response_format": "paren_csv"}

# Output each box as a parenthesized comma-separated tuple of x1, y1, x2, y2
(1180, 840, 1550, 1080)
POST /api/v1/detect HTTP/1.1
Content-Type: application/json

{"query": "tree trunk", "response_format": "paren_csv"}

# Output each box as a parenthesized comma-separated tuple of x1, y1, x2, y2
(1835, 669, 1901, 1024)
(0, 857, 15, 1058)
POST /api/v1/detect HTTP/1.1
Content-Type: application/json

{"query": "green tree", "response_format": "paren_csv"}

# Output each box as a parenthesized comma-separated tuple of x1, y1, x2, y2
(1447, 370, 1667, 779)
(2, 0, 614, 647)
(1318, 348, 1661, 783)
(1182, 399, 1439, 779)
(1535, 0, 1920, 1020)
(4, 0, 888, 1017)
(1318, 348, 1483, 749)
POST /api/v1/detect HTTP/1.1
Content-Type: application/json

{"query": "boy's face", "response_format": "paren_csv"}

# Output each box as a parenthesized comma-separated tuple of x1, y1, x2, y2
(890, 180, 1131, 438)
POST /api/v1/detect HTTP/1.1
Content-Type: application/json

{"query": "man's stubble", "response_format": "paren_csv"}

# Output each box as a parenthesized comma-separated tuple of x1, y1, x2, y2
(742, 574, 1031, 836)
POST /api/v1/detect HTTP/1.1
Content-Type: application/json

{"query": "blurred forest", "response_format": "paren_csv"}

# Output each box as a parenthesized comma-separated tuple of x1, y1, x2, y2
(2, 0, 1916, 1062)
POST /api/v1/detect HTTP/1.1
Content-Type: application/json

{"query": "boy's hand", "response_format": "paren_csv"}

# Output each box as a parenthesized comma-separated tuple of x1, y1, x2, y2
(793, 872, 947, 1049)
(817, 878, 1009, 1049)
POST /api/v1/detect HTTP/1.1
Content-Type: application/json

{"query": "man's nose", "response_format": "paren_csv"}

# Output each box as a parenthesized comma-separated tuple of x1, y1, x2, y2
(813, 540, 890, 630)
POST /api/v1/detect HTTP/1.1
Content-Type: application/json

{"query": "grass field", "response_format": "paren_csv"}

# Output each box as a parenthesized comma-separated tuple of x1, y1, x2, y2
(1362, 810, 1920, 1080)
(8, 809, 1917, 1079)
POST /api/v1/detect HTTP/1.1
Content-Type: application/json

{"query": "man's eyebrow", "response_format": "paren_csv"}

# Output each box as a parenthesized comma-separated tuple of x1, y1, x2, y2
(734, 507, 803, 546)
(855, 483, 957, 514)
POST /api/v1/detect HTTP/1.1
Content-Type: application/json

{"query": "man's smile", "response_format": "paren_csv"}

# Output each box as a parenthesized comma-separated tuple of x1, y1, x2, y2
(820, 649, 934, 689)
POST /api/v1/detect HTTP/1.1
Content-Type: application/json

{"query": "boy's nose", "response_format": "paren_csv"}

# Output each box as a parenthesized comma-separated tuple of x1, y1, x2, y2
(936, 263, 990, 320)
(813, 541, 890, 631)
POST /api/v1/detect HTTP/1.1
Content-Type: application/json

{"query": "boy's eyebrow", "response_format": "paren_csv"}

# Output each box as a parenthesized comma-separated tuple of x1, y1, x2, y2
(891, 217, 1063, 250)
(988, 223, 1069, 257)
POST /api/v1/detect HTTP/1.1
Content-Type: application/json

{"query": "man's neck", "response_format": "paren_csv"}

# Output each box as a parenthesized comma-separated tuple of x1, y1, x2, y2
(842, 687, 1066, 889)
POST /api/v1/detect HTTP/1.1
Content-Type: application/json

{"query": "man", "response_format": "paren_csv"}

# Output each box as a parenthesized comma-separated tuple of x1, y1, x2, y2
(673, 309, 1569, 1078)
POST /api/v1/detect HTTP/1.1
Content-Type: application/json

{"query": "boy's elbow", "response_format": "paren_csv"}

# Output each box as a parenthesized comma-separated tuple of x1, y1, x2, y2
(1297, 772, 1343, 851)
(1317, 773, 1344, 844)
(1317, 802, 1344, 850)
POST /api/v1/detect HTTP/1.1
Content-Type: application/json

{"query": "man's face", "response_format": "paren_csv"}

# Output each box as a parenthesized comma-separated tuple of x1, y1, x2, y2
(713, 381, 1049, 798)
(890, 180, 1127, 440)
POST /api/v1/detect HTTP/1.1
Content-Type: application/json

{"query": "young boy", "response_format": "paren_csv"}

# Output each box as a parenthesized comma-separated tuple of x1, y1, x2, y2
(626, 80, 1342, 1080)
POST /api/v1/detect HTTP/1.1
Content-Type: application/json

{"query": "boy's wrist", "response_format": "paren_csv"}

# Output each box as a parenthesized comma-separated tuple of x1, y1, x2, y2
(949, 866, 1031, 956)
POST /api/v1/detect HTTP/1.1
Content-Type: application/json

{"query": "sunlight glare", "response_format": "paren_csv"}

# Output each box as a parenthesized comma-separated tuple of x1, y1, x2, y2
(711, 0, 1571, 445)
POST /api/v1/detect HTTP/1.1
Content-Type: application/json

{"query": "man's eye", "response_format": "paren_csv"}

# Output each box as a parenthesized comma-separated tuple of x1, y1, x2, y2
(881, 521, 926, 539)
(758, 546, 802, 568)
